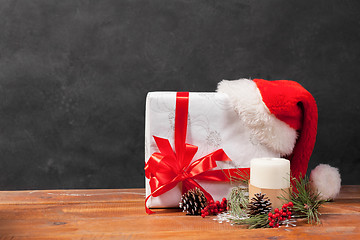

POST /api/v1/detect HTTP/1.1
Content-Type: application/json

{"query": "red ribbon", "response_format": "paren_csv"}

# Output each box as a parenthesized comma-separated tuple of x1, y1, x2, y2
(145, 92, 249, 214)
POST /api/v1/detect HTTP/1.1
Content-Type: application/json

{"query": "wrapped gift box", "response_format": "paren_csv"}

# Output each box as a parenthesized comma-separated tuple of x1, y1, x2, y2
(145, 92, 279, 208)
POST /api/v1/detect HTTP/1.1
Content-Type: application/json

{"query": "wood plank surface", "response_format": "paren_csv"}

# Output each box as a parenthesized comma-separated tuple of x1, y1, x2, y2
(0, 186, 359, 239)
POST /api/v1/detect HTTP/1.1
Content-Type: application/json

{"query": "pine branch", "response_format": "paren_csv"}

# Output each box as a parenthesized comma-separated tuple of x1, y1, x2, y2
(228, 187, 248, 217)
(279, 174, 326, 224)
(230, 169, 250, 185)
(228, 188, 271, 229)
(231, 214, 270, 229)
(221, 168, 250, 185)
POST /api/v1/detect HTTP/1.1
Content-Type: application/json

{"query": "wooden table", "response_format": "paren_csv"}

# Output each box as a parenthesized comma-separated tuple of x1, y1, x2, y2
(0, 186, 359, 239)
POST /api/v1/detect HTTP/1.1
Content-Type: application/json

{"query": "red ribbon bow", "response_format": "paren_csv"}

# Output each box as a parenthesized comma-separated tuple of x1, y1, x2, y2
(145, 92, 249, 214)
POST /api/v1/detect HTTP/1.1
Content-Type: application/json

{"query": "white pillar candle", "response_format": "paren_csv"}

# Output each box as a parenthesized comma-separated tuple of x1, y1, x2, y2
(249, 158, 291, 209)
(250, 158, 290, 189)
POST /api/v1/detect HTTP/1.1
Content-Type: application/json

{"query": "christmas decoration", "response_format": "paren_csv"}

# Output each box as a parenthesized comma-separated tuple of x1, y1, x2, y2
(228, 187, 248, 217)
(146, 78, 318, 212)
(201, 198, 227, 218)
(230, 201, 294, 229)
(247, 193, 272, 216)
(218, 79, 318, 182)
(310, 164, 341, 200)
(280, 174, 326, 224)
(249, 158, 291, 209)
(227, 168, 250, 185)
(145, 91, 274, 211)
(267, 202, 293, 228)
(179, 188, 208, 215)
(233, 213, 271, 229)
(226, 170, 330, 228)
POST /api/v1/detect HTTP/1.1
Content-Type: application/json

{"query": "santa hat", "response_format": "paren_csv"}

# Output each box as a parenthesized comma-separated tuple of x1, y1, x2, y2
(217, 78, 318, 180)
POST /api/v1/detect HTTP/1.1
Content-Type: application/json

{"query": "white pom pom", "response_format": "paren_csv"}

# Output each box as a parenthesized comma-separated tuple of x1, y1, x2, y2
(310, 164, 341, 200)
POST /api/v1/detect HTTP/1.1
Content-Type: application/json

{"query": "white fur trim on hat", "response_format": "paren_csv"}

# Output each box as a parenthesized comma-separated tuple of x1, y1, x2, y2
(217, 79, 297, 156)
(310, 164, 341, 200)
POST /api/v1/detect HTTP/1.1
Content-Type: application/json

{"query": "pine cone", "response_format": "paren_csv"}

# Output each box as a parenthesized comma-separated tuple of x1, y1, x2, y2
(247, 193, 272, 216)
(179, 188, 208, 215)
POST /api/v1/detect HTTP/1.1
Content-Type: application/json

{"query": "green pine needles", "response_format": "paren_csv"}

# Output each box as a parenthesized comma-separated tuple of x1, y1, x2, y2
(228, 187, 271, 229)
(232, 214, 271, 229)
(227, 169, 327, 228)
(280, 174, 326, 224)
(223, 168, 250, 185)
(228, 187, 248, 217)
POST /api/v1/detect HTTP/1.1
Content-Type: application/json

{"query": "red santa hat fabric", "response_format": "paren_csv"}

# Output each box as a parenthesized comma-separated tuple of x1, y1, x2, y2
(217, 78, 318, 180)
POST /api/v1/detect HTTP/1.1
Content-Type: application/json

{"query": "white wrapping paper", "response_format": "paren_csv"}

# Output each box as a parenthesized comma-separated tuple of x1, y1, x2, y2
(145, 92, 279, 208)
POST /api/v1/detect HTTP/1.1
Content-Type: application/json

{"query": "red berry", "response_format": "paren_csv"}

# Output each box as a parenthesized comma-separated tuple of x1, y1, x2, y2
(275, 223, 279, 228)
(274, 208, 279, 213)
(269, 222, 274, 227)
(272, 214, 276, 219)
(288, 202, 293, 207)
(268, 212, 273, 217)
(282, 212, 287, 216)
(283, 204, 288, 208)
(201, 214, 205, 218)
(287, 211, 292, 216)
(287, 215, 291, 219)
(275, 213, 280, 218)
(268, 217, 272, 221)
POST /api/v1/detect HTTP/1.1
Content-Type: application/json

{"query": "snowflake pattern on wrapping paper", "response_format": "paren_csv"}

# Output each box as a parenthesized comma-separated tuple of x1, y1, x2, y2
(198, 93, 214, 100)
(168, 112, 175, 131)
(206, 130, 222, 148)
(197, 92, 233, 111)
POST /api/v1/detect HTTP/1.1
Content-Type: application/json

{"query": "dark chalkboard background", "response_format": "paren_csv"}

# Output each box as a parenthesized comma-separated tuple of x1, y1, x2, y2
(0, 0, 359, 190)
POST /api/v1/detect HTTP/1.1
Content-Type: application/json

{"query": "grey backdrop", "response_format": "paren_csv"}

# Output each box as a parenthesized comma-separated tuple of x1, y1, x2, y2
(0, 0, 359, 190)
